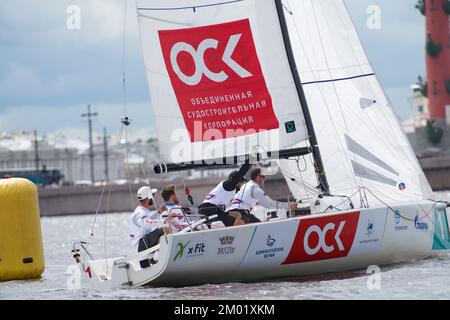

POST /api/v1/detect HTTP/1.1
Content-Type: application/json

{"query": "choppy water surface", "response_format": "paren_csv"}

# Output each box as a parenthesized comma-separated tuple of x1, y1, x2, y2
(2, 194, 450, 300)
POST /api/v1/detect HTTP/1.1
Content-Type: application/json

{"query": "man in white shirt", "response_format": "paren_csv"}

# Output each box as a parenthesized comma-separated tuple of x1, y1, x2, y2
(227, 168, 297, 223)
(129, 186, 167, 254)
(158, 185, 191, 234)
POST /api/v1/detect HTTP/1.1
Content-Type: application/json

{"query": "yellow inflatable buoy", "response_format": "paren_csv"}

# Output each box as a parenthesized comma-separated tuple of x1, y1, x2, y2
(0, 178, 45, 281)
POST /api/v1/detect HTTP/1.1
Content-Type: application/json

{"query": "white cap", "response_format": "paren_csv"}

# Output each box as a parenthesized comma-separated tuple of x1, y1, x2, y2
(137, 186, 157, 200)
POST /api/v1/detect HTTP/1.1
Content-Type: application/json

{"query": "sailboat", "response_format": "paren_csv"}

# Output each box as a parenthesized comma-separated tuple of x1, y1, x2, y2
(74, 0, 450, 289)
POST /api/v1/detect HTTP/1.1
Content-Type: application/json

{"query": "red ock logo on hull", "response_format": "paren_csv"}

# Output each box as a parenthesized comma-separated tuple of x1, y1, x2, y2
(158, 19, 279, 142)
(282, 212, 360, 265)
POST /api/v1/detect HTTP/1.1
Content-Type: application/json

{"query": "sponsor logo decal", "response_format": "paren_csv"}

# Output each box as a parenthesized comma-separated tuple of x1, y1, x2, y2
(366, 220, 374, 237)
(158, 19, 279, 142)
(359, 219, 380, 245)
(174, 241, 190, 261)
(283, 212, 359, 264)
(394, 210, 408, 231)
(218, 235, 235, 255)
(255, 234, 284, 259)
(174, 241, 206, 261)
(414, 213, 429, 231)
(285, 121, 296, 134)
(394, 211, 401, 224)
(266, 234, 276, 247)
(398, 182, 406, 191)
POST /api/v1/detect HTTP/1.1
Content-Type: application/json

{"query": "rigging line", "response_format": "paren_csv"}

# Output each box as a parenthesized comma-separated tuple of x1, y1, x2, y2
(122, 0, 128, 119)
(360, 182, 427, 204)
(88, 124, 126, 239)
(138, 148, 150, 185)
(89, 178, 108, 238)
(317, 74, 409, 167)
(122, 0, 134, 212)
(279, 155, 312, 202)
(287, 0, 356, 197)
(286, 173, 318, 194)
(294, 157, 312, 200)
(99, 122, 131, 271)
(417, 203, 435, 220)
(335, 1, 369, 71)
(278, 167, 320, 196)
(298, 169, 311, 201)
(103, 173, 113, 278)
(330, 189, 361, 210)
(341, 0, 419, 169)
(90, 127, 127, 278)
(136, 0, 243, 11)
(125, 125, 135, 212)
(295, 2, 355, 191)
(360, 187, 435, 222)
(179, 174, 192, 205)
(136, 12, 192, 26)
(296, 156, 307, 173)
(284, 0, 293, 15)
(335, 1, 420, 200)
(311, 0, 367, 206)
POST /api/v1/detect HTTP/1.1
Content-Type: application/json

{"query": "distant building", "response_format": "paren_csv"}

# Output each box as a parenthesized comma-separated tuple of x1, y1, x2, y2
(0, 131, 236, 185)
(405, 84, 429, 131)
(0, 131, 163, 185)
(404, 82, 450, 157)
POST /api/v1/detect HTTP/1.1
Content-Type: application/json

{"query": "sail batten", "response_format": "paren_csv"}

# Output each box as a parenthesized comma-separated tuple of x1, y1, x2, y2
(302, 73, 375, 86)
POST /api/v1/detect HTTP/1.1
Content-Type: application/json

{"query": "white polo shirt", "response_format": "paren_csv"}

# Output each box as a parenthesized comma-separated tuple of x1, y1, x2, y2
(159, 203, 190, 234)
(129, 205, 163, 250)
(202, 181, 236, 210)
(227, 180, 289, 212)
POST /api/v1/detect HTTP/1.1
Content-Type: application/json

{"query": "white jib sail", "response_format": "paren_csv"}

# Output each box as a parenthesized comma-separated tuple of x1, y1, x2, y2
(277, 0, 433, 206)
(136, 0, 308, 164)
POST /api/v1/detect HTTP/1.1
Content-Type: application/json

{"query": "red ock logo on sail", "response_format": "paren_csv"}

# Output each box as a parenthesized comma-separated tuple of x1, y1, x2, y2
(282, 212, 360, 265)
(158, 19, 279, 142)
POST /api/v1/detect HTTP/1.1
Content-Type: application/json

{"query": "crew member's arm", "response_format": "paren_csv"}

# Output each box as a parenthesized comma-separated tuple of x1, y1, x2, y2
(222, 164, 251, 191)
(251, 185, 290, 210)
(158, 205, 177, 224)
(135, 210, 164, 231)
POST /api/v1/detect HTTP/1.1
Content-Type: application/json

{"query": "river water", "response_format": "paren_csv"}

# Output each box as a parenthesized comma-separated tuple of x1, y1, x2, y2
(2, 193, 450, 300)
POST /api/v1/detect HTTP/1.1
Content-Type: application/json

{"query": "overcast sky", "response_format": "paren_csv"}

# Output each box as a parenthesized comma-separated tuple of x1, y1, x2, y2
(0, 0, 426, 141)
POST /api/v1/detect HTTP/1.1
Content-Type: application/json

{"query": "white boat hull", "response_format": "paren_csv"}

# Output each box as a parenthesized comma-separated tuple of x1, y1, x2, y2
(79, 201, 450, 288)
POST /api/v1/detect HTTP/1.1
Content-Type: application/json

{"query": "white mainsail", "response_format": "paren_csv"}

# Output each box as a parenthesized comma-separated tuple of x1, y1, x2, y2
(136, 0, 309, 164)
(278, 0, 433, 206)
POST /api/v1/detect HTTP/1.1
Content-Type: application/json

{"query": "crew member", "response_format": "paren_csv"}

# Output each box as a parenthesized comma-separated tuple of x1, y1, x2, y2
(198, 164, 251, 227)
(227, 168, 297, 223)
(129, 186, 168, 254)
(158, 185, 191, 234)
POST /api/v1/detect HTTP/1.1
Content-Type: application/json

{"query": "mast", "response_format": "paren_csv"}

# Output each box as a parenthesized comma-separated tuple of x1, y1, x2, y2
(274, 0, 330, 195)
